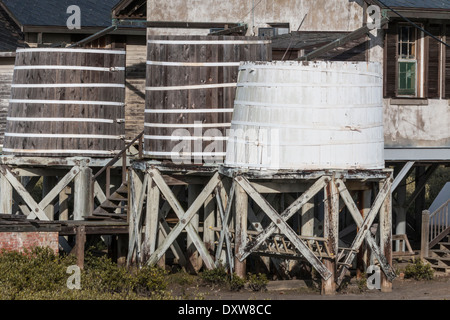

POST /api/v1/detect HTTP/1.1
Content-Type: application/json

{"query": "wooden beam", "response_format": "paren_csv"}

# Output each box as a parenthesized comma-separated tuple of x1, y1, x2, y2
(379, 177, 393, 292)
(335, 177, 393, 285)
(234, 183, 248, 278)
(240, 176, 329, 260)
(235, 176, 332, 281)
(296, 17, 389, 61)
(147, 169, 219, 269)
(0, 165, 48, 221)
(336, 179, 397, 283)
(215, 180, 236, 268)
(27, 166, 81, 219)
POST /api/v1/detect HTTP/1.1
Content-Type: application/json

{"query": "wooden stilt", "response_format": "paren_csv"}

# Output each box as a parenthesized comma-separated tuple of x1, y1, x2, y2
(0, 173, 12, 214)
(380, 177, 393, 293)
(73, 165, 93, 220)
(234, 182, 248, 279)
(187, 184, 202, 273)
(75, 225, 86, 269)
(321, 178, 339, 295)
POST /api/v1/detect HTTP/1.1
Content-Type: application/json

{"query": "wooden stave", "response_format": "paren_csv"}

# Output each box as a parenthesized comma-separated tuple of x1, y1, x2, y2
(143, 35, 272, 162)
(4, 49, 126, 158)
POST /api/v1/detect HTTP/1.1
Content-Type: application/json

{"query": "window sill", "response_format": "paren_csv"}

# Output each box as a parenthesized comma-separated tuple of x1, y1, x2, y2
(389, 98, 428, 105)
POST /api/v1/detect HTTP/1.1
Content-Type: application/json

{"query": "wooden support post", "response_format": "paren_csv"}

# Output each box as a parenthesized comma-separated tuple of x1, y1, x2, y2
(234, 182, 248, 279)
(73, 166, 93, 220)
(321, 178, 338, 295)
(379, 177, 393, 293)
(420, 210, 430, 259)
(187, 185, 202, 273)
(128, 169, 143, 265)
(117, 234, 128, 267)
(147, 170, 218, 269)
(42, 176, 57, 220)
(204, 193, 216, 256)
(0, 173, 12, 214)
(395, 181, 407, 252)
(143, 175, 160, 264)
(357, 190, 372, 279)
(59, 186, 69, 221)
(75, 225, 86, 269)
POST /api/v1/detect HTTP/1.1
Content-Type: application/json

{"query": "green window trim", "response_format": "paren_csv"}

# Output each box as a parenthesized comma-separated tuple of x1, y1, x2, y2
(398, 60, 416, 96)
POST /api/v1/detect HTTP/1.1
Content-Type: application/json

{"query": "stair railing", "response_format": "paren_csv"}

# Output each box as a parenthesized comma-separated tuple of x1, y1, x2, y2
(421, 199, 450, 258)
(90, 131, 144, 214)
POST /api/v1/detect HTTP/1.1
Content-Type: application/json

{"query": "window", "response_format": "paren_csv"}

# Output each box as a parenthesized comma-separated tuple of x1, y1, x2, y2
(397, 26, 418, 96)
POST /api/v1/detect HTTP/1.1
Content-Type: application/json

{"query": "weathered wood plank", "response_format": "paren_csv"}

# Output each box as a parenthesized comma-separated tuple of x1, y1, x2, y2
(335, 177, 393, 285)
(27, 166, 80, 219)
(147, 169, 219, 269)
(235, 176, 332, 281)
(240, 176, 329, 260)
(0, 165, 48, 220)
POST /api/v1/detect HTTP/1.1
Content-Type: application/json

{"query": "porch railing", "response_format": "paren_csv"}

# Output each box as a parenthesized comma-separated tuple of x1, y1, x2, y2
(420, 199, 450, 258)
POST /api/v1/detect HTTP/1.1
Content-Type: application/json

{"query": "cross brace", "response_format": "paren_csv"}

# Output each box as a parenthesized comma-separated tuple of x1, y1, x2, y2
(335, 177, 395, 285)
(235, 175, 333, 281)
(146, 169, 221, 269)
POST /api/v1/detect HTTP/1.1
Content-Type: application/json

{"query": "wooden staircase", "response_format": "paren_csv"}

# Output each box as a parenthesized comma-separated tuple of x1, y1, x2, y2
(424, 235, 450, 274)
(89, 182, 129, 221)
(87, 131, 144, 222)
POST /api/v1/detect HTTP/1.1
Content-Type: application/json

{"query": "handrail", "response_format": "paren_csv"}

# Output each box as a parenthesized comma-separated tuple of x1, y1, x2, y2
(92, 130, 144, 182)
(421, 199, 450, 258)
(90, 131, 144, 213)
(428, 198, 450, 248)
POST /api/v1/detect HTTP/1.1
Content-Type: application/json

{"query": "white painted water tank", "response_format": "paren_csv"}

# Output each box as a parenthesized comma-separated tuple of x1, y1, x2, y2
(224, 61, 384, 170)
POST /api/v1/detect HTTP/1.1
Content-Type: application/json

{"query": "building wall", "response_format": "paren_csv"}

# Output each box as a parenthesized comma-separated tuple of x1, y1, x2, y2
(147, 0, 365, 35)
(124, 36, 146, 140)
(0, 232, 59, 254)
(384, 99, 450, 149)
(0, 58, 14, 148)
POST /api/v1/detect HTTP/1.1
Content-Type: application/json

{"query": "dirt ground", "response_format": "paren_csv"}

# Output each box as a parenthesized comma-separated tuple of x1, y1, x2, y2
(175, 273, 450, 301)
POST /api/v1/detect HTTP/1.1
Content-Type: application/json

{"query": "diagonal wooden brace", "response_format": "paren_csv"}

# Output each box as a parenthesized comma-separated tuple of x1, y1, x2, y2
(1, 165, 50, 221)
(336, 178, 396, 283)
(147, 169, 220, 269)
(335, 177, 393, 285)
(28, 166, 81, 220)
(240, 176, 330, 261)
(214, 181, 235, 271)
(235, 176, 332, 281)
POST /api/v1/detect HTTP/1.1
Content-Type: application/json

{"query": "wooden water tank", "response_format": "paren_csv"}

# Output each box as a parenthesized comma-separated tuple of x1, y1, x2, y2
(144, 35, 272, 164)
(225, 61, 384, 170)
(3, 48, 126, 157)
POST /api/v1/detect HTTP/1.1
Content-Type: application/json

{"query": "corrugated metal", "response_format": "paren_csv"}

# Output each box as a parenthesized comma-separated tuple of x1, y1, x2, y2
(225, 61, 385, 171)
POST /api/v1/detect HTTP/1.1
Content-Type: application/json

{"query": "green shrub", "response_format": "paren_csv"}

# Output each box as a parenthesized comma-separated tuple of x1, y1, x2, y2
(0, 247, 75, 298)
(200, 264, 229, 285)
(229, 274, 246, 291)
(0, 247, 173, 300)
(133, 265, 168, 295)
(247, 273, 268, 292)
(404, 259, 434, 281)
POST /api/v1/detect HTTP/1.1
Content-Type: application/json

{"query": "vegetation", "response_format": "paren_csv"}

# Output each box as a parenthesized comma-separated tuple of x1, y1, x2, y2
(0, 247, 170, 300)
(0, 247, 272, 300)
(403, 259, 434, 281)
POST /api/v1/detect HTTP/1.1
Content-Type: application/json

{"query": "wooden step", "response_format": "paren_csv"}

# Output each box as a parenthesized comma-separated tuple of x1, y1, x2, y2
(114, 184, 129, 195)
(92, 212, 127, 220)
(430, 249, 450, 258)
(107, 193, 128, 202)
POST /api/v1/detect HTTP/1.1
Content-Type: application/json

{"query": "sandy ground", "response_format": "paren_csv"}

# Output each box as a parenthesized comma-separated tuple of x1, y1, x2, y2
(174, 274, 450, 301)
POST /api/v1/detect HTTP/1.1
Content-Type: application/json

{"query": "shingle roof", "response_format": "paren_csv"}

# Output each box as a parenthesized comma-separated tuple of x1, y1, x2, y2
(0, 0, 121, 27)
(379, 0, 450, 10)
(0, 4, 26, 51)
